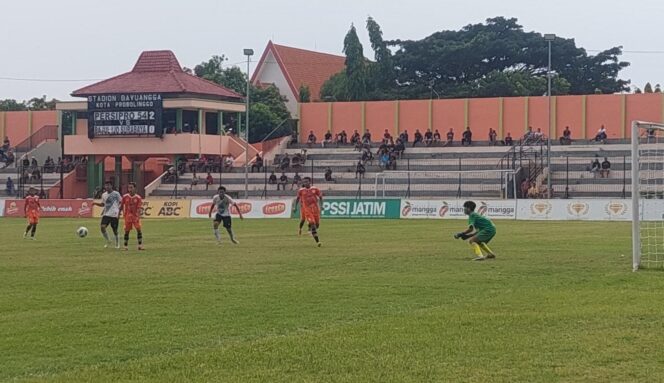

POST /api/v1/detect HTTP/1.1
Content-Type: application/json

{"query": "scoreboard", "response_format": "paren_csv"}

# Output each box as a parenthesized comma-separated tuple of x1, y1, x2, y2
(87, 93, 163, 138)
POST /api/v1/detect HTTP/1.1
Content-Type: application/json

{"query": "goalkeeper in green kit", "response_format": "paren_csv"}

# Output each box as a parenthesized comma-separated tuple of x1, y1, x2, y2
(454, 201, 497, 261)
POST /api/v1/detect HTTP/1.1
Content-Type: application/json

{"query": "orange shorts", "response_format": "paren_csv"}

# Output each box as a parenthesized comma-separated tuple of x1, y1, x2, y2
(124, 217, 142, 232)
(303, 209, 320, 226)
(27, 210, 39, 225)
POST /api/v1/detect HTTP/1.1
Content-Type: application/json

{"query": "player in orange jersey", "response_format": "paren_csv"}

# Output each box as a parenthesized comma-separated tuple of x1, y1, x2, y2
(23, 187, 41, 240)
(119, 182, 144, 251)
(294, 177, 323, 247)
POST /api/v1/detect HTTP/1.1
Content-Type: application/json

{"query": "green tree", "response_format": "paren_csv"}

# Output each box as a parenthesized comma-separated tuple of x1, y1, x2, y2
(644, 82, 653, 93)
(26, 95, 58, 110)
(298, 85, 311, 102)
(320, 71, 349, 101)
(343, 24, 368, 100)
(655, 84, 661, 93)
(366, 16, 395, 98)
(0, 99, 27, 111)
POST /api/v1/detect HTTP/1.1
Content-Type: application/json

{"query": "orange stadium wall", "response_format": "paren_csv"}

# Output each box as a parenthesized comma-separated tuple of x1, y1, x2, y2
(299, 94, 664, 142)
(0, 110, 57, 145)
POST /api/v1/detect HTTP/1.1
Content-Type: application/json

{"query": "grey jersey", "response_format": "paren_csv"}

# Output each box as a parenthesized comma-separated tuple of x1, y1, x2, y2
(101, 191, 122, 217)
(212, 194, 235, 217)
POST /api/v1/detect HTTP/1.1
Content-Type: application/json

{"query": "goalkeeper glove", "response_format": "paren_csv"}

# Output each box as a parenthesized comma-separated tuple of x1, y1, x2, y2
(454, 232, 469, 240)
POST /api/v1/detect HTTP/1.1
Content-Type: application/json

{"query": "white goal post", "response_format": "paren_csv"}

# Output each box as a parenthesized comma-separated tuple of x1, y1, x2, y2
(632, 121, 664, 271)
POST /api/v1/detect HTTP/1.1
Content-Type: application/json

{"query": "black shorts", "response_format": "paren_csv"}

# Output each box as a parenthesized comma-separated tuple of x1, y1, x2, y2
(214, 214, 232, 229)
(101, 216, 119, 231)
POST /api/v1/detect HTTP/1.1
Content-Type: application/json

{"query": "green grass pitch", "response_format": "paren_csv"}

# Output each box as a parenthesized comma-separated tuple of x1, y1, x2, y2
(2, 218, 664, 382)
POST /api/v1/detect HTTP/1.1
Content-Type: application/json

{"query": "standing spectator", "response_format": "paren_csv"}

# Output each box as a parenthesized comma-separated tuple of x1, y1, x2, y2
(307, 130, 317, 147)
(560, 126, 572, 145)
(278, 173, 288, 190)
(324, 167, 335, 183)
(413, 129, 423, 147)
(292, 172, 302, 190)
(489, 129, 498, 146)
(446, 128, 454, 146)
(520, 178, 531, 199)
(350, 130, 361, 145)
(461, 127, 472, 146)
(433, 129, 441, 145)
(355, 161, 366, 179)
(251, 153, 263, 173)
(600, 157, 611, 178)
(6, 176, 14, 196)
(205, 173, 214, 190)
(268, 171, 277, 185)
(594, 125, 607, 142)
(323, 131, 333, 148)
(424, 129, 433, 146)
(505, 132, 514, 146)
(590, 156, 601, 178)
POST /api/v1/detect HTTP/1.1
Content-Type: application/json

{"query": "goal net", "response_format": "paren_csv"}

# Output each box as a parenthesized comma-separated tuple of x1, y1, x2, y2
(373, 169, 518, 199)
(632, 121, 664, 271)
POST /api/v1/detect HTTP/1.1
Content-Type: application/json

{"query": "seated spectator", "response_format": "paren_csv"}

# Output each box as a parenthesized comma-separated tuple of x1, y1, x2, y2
(446, 128, 454, 146)
(590, 156, 601, 178)
(324, 167, 335, 183)
(600, 157, 611, 178)
(361, 147, 373, 164)
(387, 152, 397, 170)
(505, 132, 514, 146)
(278, 173, 288, 190)
(190, 175, 199, 188)
(251, 153, 263, 173)
(379, 151, 390, 168)
(31, 166, 41, 181)
(533, 128, 544, 142)
(6, 176, 15, 196)
(489, 129, 498, 146)
(224, 155, 234, 171)
(520, 178, 531, 199)
(433, 129, 441, 144)
(323, 131, 333, 148)
(350, 130, 361, 145)
(1, 149, 14, 169)
(594, 125, 607, 142)
(205, 173, 214, 190)
(424, 129, 433, 146)
(21, 156, 29, 168)
(307, 130, 317, 147)
(1, 136, 9, 152)
(280, 153, 291, 171)
(355, 161, 366, 179)
(394, 139, 405, 158)
(644, 128, 657, 140)
(523, 126, 534, 144)
(560, 126, 572, 145)
(461, 127, 472, 146)
(0, 138, 9, 162)
(292, 172, 302, 190)
(527, 183, 540, 199)
(339, 130, 348, 144)
(268, 171, 277, 185)
(413, 129, 423, 147)
(400, 130, 409, 143)
(362, 131, 372, 144)
(382, 129, 393, 144)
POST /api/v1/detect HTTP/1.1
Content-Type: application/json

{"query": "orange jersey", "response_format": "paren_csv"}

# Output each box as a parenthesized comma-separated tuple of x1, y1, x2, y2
(298, 187, 322, 212)
(25, 195, 41, 214)
(122, 194, 143, 219)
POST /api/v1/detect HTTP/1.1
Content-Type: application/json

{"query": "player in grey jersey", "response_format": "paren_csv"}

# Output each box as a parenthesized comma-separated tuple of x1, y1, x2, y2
(208, 186, 244, 244)
(93, 181, 122, 248)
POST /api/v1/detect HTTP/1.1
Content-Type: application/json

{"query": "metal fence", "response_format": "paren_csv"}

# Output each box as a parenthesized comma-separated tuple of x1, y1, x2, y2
(550, 155, 630, 199)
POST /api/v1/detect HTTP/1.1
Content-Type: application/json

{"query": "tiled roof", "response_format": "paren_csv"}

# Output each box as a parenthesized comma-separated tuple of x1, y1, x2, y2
(72, 50, 243, 100)
(252, 41, 345, 101)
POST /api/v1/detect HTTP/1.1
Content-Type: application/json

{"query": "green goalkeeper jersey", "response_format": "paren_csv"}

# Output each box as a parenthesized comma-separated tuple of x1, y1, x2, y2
(468, 212, 496, 233)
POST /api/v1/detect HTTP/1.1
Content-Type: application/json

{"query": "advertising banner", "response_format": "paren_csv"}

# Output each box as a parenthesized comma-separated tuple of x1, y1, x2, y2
(190, 199, 293, 219)
(3, 199, 93, 218)
(516, 199, 634, 221)
(292, 198, 400, 219)
(400, 200, 516, 220)
(94, 199, 190, 218)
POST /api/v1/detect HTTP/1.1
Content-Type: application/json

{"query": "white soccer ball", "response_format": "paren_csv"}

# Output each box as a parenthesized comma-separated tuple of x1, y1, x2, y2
(76, 227, 89, 238)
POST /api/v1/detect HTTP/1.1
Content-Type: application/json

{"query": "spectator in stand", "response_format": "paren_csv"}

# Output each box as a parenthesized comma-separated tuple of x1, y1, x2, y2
(355, 160, 366, 179)
(379, 151, 390, 168)
(387, 152, 397, 170)
(520, 178, 531, 199)
(534, 128, 544, 142)
(224, 155, 234, 172)
(413, 129, 423, 147)
(251, 153, 263, 173)
(461, 127, 472, 146)
(594, 125, 607, 143)
(361, 147, 373, 164)
(394, 139, 405, 158)
(424, 129, 433, 146)
(560, 126, 572, 145)
(323, 131, 333, 148)
(0, 137, 9, 162)
(268, 171, 277, 185)
(205, 173, 214, 190)
(505, 132, 514, 146)
(446, 128, 454, 146)
(590, 156, 601, 178)
(1, 149, 14, 169)
(280, 153, 291, 171)
(31, 156, 38, 169)
(400, 130, 409, 144)
(6, 176, 15, 196)
(292, 172, 302, 190)
(362, 131, 372, 145)
(307, 130, 317, 147)
(600, 157, 611, 178)
(350, 130, 361, 146)
(433, 129, 441, 145)
(190, 172, 199, 188)
(278, 172, 288, 190)
(527, 183, 540, 199)
(523, 126, 534, 144)
(339, 130, 348, 144)
(489, 129, 498, 146)
(383, 129, 392, 144)
(324, 167, 335, 183)
(31, 166, 41, 181)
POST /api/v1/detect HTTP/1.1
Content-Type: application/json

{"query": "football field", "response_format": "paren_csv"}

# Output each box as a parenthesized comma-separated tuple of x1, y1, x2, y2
(2, 218, 664, 382)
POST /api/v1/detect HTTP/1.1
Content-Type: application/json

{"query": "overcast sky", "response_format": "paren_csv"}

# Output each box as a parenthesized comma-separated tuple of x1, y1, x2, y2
(1, 0, 663, 101)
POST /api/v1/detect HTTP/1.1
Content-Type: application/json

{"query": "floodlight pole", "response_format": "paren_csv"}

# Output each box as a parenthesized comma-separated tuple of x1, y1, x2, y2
(243, 49, 254, 198)
(545, 34, 555, 199)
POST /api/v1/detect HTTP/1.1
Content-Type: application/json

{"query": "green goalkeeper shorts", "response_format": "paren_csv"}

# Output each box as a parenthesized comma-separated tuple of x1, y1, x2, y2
(474, 230, 496, 244)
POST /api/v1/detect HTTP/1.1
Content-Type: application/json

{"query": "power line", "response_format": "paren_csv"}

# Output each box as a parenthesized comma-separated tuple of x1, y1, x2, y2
(0, 76, 104, 82)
